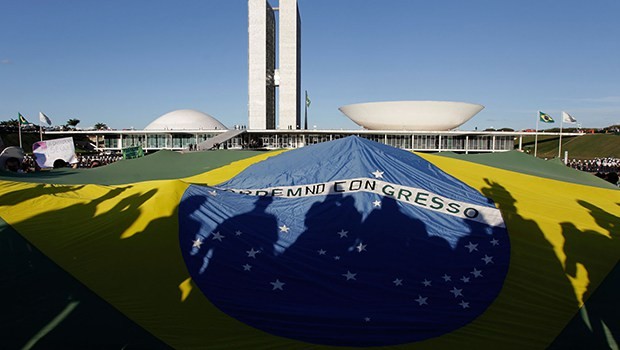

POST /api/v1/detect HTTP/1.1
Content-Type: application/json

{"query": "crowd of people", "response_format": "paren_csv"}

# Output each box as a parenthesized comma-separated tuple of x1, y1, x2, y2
(74, 154, 123, 168)
(2, 152, 123, 173)
(566, 157, 619, 186)
(566, 157, 619, 174)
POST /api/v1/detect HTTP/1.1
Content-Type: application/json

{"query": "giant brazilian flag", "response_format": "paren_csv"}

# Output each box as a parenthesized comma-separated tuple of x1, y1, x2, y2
(0, 136, 618, 349)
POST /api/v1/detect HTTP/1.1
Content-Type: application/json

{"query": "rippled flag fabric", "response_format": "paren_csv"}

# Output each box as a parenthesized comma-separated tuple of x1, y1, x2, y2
(179, 136, 510, 346)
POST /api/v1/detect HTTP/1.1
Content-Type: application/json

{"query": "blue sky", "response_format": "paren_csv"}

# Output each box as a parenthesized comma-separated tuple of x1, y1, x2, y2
(1, 0, 619, 131)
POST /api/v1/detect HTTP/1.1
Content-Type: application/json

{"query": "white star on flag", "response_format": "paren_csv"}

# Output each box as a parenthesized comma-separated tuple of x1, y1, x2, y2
(482, 255, 494, 264)
(243, 264, 252, 271)
(337, 229, 348, 238)
(371, 170, 384, 178)
(270, 279, 285, 290)
(450, 287, 463, 298)
(334, 256, 341, 260)
(364, 317, 371, 322)
(459, 300, 470, 309)
(490, 238, 500, 246)
(246, 248, 260, 258)
(235, 230, 243, 236)
(211, 232, 225, 241)
(471, 268, 483, 278)
(393, 278, 403, 286)
(373, 200, 381, 207)
(442, 274, 452, 282)
(317, 249, 327, 255)
(342, 271, 357, 281)
(422, 279, 432, 287)
(356, 242, 367, 253)
(465, 242, 479, 252)
(279, 225, 290, 233)
(192, 238, 203, 249)
(461, 276, 471, 283)
(415, 295, 428, 306)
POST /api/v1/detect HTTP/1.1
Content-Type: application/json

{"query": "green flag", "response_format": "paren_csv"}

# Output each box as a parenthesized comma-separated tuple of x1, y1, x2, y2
(539, 111, 554, 123)
(122, 146, 144, 160)
(18, 113, 30, 125)
(305, 91, 311, 108)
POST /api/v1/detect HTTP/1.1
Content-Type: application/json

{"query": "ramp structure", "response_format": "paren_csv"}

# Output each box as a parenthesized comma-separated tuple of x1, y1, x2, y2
(196, 129, 246, 151)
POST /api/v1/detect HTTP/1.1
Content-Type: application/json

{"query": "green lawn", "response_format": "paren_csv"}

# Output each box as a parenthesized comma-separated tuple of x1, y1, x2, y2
(519, 133, 620, 159)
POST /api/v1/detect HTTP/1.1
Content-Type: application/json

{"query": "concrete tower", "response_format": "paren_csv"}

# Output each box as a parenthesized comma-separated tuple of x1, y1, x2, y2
(248, 0, 276, 129)
(277, 0, 301, 130)
(248, 0, 301, 130)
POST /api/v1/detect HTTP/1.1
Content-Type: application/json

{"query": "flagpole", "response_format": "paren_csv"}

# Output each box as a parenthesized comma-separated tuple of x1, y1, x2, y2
(18, 115, 23, 149)
(304, 90, 308, 130)
(534, 111, 539, 157)
(558, 112, 564, 159)
(40, 124, 43, 141)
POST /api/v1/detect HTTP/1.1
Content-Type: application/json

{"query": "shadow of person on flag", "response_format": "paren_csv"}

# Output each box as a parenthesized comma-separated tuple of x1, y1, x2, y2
(279, 192, 363, 264)
(0, 185, 166, 348)
(187, 195, 278, 274)
(480, 179, 580, 347)
(577, 200, 619, 237)
(559, 200, 620, 349)
(356, 195, 509, 344)
(182, 193, 279, 300)
(0, 183, 85, 207)
(356, 195, 434, 276)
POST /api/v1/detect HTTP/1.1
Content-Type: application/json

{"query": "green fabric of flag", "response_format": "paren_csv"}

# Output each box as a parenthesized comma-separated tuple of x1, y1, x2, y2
(305, 92, 311, 108)
(539, 111, 555, 123)
(18, 113, 29, 125)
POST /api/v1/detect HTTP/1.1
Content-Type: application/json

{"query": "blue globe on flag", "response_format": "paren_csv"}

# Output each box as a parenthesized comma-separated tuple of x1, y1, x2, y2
(179, 137, 510, 346)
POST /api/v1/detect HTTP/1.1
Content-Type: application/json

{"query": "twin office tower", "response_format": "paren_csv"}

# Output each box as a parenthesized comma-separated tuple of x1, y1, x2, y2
(248, 0, 302, 130)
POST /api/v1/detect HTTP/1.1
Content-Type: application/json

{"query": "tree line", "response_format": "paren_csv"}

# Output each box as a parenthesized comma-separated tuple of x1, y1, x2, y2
(0, 118, 109, 131)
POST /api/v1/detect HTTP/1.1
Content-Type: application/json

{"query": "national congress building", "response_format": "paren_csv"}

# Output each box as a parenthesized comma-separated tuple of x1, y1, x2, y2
(47, 0, 579, 153)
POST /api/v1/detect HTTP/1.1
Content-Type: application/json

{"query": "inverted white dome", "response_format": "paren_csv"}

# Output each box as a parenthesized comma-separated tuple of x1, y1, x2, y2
(339, 101, 484, 131)
(145, 109, 227, 130)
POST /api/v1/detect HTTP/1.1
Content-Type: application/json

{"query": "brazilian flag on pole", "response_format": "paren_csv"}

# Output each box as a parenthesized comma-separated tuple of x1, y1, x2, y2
(18, 112, 30, 125)
(539, 111, 555, 123)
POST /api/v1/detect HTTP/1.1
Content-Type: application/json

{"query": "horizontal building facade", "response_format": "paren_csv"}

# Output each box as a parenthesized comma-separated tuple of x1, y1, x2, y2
(44, 129, 584, 154)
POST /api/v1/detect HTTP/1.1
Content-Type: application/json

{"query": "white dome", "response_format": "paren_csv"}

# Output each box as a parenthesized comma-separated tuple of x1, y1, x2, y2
(145, 109, 227, 130)
(338, 101, 484, 131)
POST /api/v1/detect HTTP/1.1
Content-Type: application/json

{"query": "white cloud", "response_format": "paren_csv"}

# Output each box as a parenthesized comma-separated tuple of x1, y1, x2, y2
(0, 59, 11, 64)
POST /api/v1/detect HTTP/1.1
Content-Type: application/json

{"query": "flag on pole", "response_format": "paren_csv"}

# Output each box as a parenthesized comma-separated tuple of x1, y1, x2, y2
(562, 112, 576, 123)
(39, 112, 52, 126)
(17, 113, 28, 149)
(18, 113, 30, 125)
(539, 111, 555, 123)
(305, 91, 311, 108)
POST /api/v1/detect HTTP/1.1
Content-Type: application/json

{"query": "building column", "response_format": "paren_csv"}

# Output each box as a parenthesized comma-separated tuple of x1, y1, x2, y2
(465, 135, 469, 154)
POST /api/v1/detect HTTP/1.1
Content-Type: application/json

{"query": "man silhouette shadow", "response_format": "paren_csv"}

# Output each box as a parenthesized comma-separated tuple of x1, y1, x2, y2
(558, 200, 620, 349)
(480, 179, 581, 348)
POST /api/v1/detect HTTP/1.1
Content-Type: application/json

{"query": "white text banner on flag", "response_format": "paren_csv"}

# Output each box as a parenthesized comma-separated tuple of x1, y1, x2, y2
(222, 177, 504, 227)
